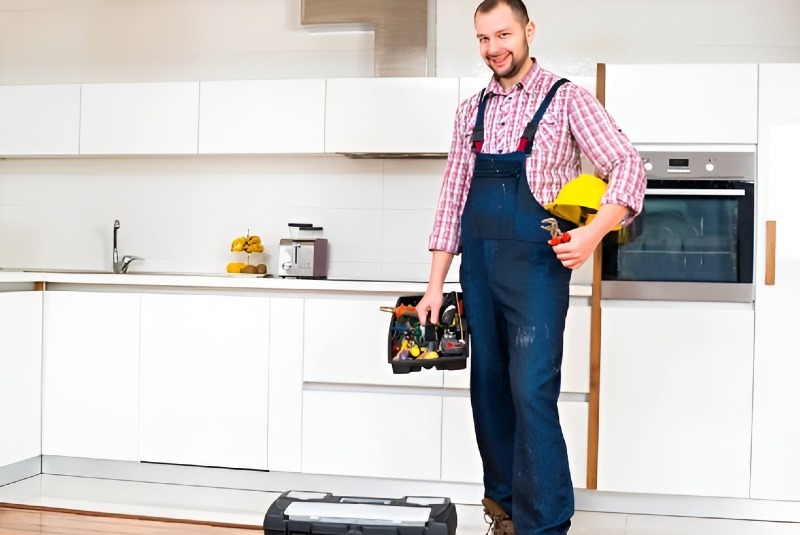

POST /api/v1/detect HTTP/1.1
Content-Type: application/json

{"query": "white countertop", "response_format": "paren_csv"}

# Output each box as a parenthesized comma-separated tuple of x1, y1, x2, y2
(0, 270, 592, 296)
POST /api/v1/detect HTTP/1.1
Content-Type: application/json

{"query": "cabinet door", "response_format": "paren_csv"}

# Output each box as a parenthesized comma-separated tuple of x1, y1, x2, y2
(301, 390, 442, 480)
(80, 82, 199, 154)
(604, 64, 758, 144)
(440, 396, 587, 488)
(751, 64, 800, 501)
(199, 80, 325, 154)
(267, 298, 304, 472)
(325, 78, 459, 154)
(42, 292, 140, 461)
(0, 85, 80, 156)
(597, 302, 754, 497)
(0, 292, 42, 466)
(139, 294, 270, 470)
(304, 297, 443, 388)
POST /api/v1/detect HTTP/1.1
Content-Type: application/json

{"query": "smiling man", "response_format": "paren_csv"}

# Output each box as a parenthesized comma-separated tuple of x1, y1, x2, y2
(414, 1, 646, 534)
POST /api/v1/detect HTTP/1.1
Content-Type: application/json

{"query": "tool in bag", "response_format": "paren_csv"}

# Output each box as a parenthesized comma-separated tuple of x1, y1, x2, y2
(381, 292, 469, 373)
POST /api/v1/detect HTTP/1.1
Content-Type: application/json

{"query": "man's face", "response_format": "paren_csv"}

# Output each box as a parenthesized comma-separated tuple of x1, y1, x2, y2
(475, 4, 534, 80)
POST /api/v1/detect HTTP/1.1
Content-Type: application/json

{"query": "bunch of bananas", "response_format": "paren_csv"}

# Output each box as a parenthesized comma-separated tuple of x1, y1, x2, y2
(231, 235, 264, 253)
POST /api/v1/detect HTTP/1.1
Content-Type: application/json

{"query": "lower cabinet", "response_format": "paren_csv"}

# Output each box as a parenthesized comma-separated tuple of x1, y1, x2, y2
(597, 302, 754, 497)
(42, 291, 140, 461)
(0, 291, 43, 466)
(303, 297, 444, 388)
(139, 294, 270, 470)
(301, 390, 443, 480)
(440, 396, 588, 488)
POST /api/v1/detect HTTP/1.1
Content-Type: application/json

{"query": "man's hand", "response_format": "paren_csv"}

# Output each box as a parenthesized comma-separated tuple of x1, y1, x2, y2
(550, 225, 601, 270)
(550, 203, 630, 269)
(415, 291, 443, 326)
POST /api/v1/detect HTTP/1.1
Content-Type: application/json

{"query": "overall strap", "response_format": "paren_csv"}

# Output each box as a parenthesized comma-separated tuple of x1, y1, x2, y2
(470, 89, 489, 153)
(517, 78, 570, 154)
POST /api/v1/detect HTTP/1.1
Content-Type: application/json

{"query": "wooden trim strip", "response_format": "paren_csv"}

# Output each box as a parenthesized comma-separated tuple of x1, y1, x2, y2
(765, 220, 776, 286)
(586, 62, 607, 491)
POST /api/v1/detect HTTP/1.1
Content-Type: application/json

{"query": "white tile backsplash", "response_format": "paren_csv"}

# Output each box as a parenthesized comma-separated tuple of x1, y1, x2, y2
(0, 156, 436, 279)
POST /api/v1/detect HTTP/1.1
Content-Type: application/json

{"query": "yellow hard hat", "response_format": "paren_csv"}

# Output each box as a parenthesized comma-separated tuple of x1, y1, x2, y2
(544, 174, 620, 230)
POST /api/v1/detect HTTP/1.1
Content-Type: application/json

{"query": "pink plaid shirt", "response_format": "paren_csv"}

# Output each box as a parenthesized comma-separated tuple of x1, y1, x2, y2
(429, 60, 646, 254)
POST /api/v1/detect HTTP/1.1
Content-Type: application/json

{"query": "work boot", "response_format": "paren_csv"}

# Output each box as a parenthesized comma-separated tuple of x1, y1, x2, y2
(481, 497, 514, 535)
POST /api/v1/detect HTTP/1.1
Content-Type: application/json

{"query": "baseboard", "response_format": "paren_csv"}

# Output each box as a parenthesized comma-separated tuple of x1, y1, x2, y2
(0, 456, 41, 487)
(41, 456, 484, 504)
(40, 456, 800, 524)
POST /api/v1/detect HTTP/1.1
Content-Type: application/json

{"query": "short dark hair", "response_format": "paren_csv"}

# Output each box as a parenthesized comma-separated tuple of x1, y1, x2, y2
(474, 0, 530, 26)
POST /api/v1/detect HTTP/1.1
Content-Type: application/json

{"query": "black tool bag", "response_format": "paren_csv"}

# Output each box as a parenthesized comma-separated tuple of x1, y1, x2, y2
(385, 292, 469, 374)
(263, 490, 457, 535)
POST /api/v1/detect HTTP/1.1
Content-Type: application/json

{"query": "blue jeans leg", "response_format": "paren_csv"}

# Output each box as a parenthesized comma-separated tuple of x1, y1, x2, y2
(463, 238, 574, 535)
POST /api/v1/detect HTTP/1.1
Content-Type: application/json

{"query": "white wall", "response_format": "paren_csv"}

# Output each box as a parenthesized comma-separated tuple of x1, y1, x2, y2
(0, 156, 458, 281)
(0, 0, 798, 280)
(1, 0, 797, 84)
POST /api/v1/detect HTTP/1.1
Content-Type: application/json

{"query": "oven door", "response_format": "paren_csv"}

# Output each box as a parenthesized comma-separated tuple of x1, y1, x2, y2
(602, 179, 755, 302)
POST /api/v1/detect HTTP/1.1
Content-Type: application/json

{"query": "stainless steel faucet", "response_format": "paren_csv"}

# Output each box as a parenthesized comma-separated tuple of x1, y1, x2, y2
(112, 220, 143, 274)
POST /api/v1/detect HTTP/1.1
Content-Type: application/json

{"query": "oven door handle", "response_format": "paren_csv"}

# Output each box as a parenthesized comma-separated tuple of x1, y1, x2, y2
(645, 188, 747, 197)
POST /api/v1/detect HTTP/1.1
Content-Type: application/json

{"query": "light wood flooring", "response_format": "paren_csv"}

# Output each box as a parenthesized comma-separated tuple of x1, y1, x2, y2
(0, 506, 261, 535)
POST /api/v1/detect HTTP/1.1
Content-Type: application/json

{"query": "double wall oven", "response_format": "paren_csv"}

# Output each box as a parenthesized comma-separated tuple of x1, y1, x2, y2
(602, 150, 756, 303)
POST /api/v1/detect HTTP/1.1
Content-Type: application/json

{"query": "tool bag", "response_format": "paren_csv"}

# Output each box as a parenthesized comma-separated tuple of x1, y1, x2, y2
(263, 490, 457, 535)
(385, 292, 469, 374)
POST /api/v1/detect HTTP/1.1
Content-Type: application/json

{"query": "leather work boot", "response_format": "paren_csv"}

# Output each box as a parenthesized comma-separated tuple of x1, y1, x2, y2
(481, 497, 515, 535)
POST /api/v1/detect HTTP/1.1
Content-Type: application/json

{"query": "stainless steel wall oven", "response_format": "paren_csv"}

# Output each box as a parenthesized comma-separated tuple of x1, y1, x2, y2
(602, 150, 756, 302)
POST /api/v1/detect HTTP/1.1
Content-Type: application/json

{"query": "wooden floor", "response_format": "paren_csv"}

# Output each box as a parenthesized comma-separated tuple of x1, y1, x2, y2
(0, 505, 261, 535)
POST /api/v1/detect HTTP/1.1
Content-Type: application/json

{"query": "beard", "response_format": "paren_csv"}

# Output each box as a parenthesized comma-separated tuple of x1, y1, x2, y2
(487, 43, 530, 80)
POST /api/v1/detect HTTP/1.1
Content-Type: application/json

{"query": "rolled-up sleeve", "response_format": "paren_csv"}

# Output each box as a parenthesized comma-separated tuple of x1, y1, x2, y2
(428, 100, 475, 253)
(567, 86, 647, 223)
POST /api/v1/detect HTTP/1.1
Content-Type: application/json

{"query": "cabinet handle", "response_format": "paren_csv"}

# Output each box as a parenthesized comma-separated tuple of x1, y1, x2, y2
(766, 220, 776, 286)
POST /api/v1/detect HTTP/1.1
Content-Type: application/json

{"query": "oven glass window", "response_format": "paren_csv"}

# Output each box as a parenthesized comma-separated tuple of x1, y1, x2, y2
(604, 181, 754, 284)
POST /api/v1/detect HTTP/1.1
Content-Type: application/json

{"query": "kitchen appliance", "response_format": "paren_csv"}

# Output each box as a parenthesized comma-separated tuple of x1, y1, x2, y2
(278, 223, 328, 279)
(602, 150, 755, 302)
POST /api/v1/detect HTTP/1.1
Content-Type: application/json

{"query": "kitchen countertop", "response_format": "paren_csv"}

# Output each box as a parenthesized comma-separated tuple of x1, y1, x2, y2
(0, 269, 593, 296)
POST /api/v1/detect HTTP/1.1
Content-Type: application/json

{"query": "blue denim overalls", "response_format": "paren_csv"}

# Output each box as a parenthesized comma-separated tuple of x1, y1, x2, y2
(460, 78, 574, 535)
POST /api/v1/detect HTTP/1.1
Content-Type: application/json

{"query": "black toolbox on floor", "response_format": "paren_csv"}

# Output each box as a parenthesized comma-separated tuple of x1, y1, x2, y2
(263, 490, 457, 535)
(386, 292, 469, 374)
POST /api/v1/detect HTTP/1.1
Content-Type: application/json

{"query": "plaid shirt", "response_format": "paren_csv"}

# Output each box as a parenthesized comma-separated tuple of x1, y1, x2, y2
(428, 60, 646, 254)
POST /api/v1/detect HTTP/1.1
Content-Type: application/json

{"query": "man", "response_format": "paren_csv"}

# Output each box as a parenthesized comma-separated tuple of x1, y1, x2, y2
(413, 1, 646, 533)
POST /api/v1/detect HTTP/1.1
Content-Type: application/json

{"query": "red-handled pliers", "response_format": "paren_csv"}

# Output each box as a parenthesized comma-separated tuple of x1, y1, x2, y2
(541, 217, 572, 246)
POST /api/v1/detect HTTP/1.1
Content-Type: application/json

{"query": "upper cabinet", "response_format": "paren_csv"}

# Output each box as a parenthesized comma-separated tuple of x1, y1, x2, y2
(199, 80, 325, 154)
(325, 78, 460, 154)
(80, 82, 199, 155)
(0, 85, 80, 156)
(603, 64, 758, 144)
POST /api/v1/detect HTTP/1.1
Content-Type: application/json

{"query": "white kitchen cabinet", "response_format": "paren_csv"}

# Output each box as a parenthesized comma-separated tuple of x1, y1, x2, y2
(267, 298, 304, 472)
(139, 293, 270, 470)
(301, 390, 442, 480)
(0, 292, 42, 467)
(42, 291, 140, 461)
(440, 396, 587, 488)
(442, 301, 590, 393)
(604, 64, 758, 144)
(303, 297, 444, 388)
(597, 302, 754, 498)
(325, 78, 459, 154)
(0, 85, 80, 156)
(751, 64, 800, 501)
(80, 82, 199, 154)
(199, 79, 325, 154)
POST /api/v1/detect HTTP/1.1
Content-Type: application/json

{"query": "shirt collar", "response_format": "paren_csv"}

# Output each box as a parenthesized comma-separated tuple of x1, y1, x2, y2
(486, 58, 540, 97)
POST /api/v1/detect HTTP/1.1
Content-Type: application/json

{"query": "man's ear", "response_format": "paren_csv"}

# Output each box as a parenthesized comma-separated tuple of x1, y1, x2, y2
(526, 21, 536, 42)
